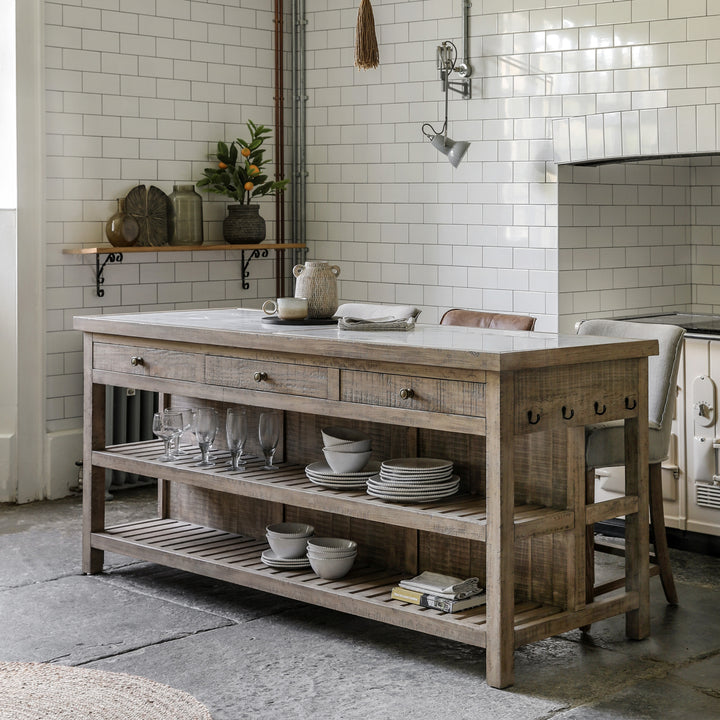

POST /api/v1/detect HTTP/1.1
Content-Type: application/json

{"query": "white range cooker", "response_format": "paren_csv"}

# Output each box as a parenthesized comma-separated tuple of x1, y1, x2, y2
(596, 313, 720, 540)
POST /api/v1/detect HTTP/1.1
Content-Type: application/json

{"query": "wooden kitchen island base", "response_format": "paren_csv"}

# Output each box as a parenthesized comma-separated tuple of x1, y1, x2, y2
(75, 309, 656, 688)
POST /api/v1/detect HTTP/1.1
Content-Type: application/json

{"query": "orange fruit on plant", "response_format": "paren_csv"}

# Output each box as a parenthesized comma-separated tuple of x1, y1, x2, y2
(244, 181, 254, 191)
(241, 147, 251, 157)
(249, 165, 259, 175)
(218, 161, 228, 169)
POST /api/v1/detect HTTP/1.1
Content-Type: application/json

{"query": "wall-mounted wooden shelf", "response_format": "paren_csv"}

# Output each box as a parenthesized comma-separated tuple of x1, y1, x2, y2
(63, 243, 307, 296)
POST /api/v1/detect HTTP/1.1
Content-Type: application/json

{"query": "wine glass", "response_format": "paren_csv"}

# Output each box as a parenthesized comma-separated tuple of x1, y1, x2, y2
(193, 407, 218, 467)
(226, 407, 248, 470)
(167, 406, 194, 457)
(258, 411, 280, 470)
(152, 410, 184, 462)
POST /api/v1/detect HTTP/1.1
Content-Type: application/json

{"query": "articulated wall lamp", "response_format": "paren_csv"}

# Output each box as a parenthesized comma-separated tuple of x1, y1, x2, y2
(422, 41, 471, 167)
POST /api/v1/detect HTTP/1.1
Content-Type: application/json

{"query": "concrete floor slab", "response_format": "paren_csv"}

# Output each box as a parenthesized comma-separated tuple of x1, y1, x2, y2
(550, 676, 720, 719)
(98, 563, 308, 622)
(0, 574, 230, 665)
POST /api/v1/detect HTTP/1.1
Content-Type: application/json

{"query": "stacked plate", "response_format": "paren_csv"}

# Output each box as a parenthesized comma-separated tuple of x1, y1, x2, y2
(261, 549, 311, 569)
(305, 460, 380, 489)
(367, 457, 459, 502)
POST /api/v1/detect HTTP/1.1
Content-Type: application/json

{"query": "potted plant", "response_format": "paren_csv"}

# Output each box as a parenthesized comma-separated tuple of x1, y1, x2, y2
(197, 120, 290, 244)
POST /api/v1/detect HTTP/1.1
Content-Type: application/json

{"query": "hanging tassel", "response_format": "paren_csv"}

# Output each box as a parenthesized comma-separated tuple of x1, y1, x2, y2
(355, 0, 379, 70)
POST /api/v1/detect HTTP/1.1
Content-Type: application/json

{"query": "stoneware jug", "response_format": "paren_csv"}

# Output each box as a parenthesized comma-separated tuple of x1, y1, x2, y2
(293, 261, 341, 318)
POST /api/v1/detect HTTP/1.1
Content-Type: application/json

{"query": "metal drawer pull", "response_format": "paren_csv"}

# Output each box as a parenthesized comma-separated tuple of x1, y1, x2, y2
(594, 401, 606, 415)
(130, 356, 144, 366)
(254, 371, 268, 382)
(399, 388, 414, 399)
(562, 406, 574, 420)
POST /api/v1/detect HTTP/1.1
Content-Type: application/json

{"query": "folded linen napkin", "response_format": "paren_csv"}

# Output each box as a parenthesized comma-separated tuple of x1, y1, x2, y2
(335, 303, 421, 332)
(398, 572, 482, 600)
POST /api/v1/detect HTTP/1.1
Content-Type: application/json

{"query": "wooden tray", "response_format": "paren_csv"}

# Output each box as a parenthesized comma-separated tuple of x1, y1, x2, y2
(261, 317, 337, 326)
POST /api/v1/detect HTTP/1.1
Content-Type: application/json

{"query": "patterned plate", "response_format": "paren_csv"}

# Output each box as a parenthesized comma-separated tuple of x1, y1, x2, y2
(381, 458, 453, 473)
(366, 486, 460, 502)
(367, 474, 460, 491)
(306, 461, 380, 479)
(307, 477, 368, 489)
(261, 549, 311, 568)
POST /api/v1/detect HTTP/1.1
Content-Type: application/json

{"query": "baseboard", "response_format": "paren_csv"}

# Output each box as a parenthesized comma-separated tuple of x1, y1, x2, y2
(45, 428, 83, 499)
(596, 519, 720, 557)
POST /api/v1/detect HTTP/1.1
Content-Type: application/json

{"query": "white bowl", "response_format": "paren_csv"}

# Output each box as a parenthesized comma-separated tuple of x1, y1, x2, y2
(308, 553, 356, 579)
(322, 448, 371, 474)
(266, 534, 310, 559)
(307, 549, 357, 559)
(307, 537, 357, 553)
(265, 522, 314, 538)
(321, 426, 370, 447)
(322, 439, 371, 453)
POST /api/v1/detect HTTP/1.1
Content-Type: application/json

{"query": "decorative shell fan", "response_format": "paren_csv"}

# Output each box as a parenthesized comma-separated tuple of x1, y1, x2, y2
(125, 185, 170, 247)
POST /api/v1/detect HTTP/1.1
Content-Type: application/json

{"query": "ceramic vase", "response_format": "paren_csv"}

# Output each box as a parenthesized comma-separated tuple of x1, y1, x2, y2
(293, 261, 341, 318)
(223, 204, 266, 245)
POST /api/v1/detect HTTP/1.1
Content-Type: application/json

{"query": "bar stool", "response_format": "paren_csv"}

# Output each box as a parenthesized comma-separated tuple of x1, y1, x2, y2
(576, 319, 684, 609)
(440, 309, 536, 331)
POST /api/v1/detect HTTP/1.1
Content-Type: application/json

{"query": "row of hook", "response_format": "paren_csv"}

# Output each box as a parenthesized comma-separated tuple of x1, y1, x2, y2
(527, 396, 637, 425)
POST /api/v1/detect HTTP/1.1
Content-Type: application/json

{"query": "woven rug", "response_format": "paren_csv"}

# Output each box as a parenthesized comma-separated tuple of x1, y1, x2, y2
(0, 662, 213, 720)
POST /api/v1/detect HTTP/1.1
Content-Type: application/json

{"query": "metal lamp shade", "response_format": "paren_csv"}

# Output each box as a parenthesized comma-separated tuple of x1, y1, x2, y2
(430, 134, 469, 168)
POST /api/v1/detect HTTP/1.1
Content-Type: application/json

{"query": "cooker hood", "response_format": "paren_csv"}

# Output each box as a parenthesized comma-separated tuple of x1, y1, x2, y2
(552, 104, 720, 166)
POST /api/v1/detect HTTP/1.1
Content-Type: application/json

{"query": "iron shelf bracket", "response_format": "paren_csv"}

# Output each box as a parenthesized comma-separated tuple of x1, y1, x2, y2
(96, 252, 123, 297)
(241, 248, 269, 290)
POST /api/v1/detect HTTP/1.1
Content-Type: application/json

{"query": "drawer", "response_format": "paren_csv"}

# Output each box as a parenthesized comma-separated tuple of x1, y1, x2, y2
(339, 370, 485, 417)
(206, 355, 331, 399)
(93, 342, 205, 383)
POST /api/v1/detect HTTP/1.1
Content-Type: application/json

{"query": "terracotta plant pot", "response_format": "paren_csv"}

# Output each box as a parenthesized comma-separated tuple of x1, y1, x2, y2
(223, 204, 266, 245)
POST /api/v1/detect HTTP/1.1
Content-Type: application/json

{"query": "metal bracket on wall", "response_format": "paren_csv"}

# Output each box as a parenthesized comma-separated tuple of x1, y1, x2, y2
(96, 252, 123, 297)
(241, 248, 269, 290)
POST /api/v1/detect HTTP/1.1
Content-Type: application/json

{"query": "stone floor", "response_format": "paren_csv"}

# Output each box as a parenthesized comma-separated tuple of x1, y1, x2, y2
(1, 487, 719, 720)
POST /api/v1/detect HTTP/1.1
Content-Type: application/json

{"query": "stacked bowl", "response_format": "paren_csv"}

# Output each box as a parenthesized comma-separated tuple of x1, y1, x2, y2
(261, 522, 313, 569)
(321, 426, 372, 474)
(306, 537, 357, 579)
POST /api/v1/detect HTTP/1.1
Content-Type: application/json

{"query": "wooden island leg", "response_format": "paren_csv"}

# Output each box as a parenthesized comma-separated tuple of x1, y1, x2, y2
(82, 334, 106, 575)
(625, 359, 650, 639)
(485, 374, 516, 689)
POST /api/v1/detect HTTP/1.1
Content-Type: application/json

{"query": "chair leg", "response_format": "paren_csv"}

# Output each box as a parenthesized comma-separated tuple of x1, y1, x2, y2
(649, 462, 678, 605)
(581, 467, 595, 632)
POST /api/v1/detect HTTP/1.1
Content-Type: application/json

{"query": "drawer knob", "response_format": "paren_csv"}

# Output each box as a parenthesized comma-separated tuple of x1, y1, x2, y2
(254, 371, 268, 382)
(399, 388, 414, 400)
(130, 356, 144, 367)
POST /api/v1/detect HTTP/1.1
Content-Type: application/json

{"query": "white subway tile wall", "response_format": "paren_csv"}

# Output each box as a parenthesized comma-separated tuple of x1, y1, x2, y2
(46, 0, 287, 431)
(47, 1, 720, 429)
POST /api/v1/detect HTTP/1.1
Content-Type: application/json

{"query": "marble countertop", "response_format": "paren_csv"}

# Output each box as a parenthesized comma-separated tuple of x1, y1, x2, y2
(74, 308, 657, 372)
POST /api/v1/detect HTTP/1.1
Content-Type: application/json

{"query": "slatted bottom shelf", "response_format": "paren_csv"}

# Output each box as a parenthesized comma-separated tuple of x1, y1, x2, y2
(92, 517, 567, 649)
(92, 440, 574, 541)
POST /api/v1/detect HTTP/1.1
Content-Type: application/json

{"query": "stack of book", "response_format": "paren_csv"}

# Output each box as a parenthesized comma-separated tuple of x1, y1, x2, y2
(391, 571, 486, 613)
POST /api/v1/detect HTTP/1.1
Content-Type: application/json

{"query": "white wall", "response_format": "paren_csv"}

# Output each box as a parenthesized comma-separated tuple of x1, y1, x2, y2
(43, 0, 287, 491)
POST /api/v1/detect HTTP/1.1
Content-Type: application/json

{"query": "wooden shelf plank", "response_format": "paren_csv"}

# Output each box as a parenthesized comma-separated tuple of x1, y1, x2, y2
(63, 242, 306, 255)
(92, 440, 575, 541)
(92, 518, 566, 649)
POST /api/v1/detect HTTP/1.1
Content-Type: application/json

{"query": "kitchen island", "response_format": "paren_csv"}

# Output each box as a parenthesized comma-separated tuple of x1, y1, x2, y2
(74, 308, 656, 689)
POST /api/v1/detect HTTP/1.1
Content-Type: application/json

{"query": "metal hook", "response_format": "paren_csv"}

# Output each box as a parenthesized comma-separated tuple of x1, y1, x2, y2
(527, 411, 540, 425)
(562, 406, 574, 420)
(594, 401, 607, 415)
(625, 397, 637, 410)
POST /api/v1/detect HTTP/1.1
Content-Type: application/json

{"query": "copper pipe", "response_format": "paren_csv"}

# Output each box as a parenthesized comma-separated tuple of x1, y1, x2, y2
(274, 0, 286, 297)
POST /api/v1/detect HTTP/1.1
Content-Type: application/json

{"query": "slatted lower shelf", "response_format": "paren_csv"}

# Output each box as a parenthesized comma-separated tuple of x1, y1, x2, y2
(93, 440, 574, 542)
(93, 517, 569, 649)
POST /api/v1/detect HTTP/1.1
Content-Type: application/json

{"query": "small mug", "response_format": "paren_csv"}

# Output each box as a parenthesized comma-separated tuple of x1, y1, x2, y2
(262, 297, 308, 320)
